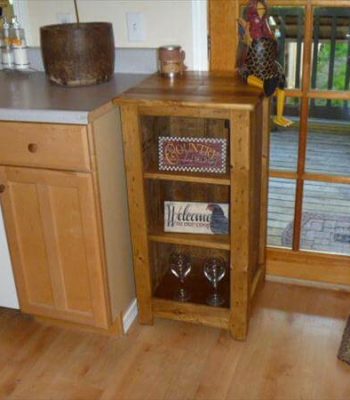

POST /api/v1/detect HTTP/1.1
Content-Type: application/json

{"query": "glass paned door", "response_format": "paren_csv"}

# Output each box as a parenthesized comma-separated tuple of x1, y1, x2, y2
(209, 0, 350, 283)
(306, 102, 350, 176)
(266, 4, 350, 262)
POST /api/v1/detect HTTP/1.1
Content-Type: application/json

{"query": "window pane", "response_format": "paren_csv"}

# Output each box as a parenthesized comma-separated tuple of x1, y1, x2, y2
(268, 178, 296, 248)
(270, 97, 300, 172)
(306, 101, 350, 176)
(269, 7, 305, 89)
(301, 181, 350, 255)
(311, 7, 350, 91)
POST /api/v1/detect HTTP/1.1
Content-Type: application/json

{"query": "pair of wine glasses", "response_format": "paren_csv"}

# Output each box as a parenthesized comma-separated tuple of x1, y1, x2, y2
(169, 252, 226, 307)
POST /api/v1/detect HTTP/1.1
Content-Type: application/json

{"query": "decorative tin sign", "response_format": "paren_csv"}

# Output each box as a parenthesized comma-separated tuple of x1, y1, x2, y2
(158, 137, 227, 174)
(164, 201, 229, 235)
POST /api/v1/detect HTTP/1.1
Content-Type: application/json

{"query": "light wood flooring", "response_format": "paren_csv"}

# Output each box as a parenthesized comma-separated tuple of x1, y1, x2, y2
(1, 281, 350, 400)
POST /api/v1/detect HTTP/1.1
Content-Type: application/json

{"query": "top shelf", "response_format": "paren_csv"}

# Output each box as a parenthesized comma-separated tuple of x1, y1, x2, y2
(140, 114, 231, 180)
(114, 71, 263, 111)
(144, 170, 231, 186)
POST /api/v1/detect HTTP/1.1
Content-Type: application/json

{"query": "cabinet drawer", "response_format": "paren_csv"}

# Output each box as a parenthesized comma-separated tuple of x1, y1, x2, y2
(0, 122, 91, 171)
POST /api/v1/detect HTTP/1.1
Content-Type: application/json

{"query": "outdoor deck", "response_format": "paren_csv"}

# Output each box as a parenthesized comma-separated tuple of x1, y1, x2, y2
(268, 126, 350, 255)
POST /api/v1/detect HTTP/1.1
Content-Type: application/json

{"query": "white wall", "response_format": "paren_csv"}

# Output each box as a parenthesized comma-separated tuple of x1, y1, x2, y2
(25, 0, 195, 68)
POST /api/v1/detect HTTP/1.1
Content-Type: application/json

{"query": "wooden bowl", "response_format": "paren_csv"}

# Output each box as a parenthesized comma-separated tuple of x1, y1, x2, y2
(40, 22, 115, 87)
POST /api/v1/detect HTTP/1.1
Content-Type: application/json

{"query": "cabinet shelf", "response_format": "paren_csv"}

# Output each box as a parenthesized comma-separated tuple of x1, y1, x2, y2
(153, 269, 230, 309)
(144, 170, 231, 186)
(148, 230, 230, 250)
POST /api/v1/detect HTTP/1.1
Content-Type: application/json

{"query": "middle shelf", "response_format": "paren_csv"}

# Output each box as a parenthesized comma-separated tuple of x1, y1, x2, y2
(145, 180, 231, 238)
(148, 229, 230, 250)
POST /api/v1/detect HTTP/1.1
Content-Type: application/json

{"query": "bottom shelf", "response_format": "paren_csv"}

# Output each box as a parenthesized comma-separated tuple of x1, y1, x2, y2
(153, 268, 230, 309)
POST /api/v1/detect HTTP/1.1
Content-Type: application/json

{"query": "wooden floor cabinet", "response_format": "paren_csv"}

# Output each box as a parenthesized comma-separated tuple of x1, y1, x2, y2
(116, 72, 270, 339)
(0, 108, 135, 334)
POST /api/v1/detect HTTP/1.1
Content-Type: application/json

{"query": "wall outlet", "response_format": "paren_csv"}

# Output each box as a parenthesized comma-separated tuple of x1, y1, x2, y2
(126, 12, 146, 42)
(56, 12, 73, 24)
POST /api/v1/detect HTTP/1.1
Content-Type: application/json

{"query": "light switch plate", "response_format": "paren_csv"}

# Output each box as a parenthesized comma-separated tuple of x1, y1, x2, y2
(126, 12, 146, 42)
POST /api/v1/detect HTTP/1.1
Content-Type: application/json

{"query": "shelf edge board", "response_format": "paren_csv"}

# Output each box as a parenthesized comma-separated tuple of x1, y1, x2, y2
(152, 298, 230, 330)
(148, 234, 230, 250)
(144, 172, 231, 186)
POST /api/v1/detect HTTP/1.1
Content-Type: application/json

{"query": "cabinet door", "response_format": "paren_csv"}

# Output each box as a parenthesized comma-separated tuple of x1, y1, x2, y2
(0, 167, 110, 328)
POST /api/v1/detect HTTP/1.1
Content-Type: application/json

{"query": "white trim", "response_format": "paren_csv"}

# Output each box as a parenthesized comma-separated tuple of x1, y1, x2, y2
(191, 0, 208, 71)
(12, 0, 32, 46)
(122, 298, 138, 333)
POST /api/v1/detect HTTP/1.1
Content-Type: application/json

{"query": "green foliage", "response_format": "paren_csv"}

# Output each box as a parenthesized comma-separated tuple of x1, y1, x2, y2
(316, 41, 347, 90)
(316, 41, 348, 106)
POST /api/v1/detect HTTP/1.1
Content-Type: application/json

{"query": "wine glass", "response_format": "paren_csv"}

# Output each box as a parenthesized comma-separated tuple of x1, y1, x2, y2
(203, 257, 226, 306)
(169, 252, 191, 302)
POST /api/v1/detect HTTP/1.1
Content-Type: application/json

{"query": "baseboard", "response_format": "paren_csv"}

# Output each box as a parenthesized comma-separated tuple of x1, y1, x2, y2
(266, 274, 350, 293)
(122, 298, 138, 333)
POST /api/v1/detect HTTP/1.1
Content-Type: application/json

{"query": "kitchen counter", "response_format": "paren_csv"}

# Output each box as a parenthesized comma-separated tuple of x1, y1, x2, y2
(0, 71, 148, 124)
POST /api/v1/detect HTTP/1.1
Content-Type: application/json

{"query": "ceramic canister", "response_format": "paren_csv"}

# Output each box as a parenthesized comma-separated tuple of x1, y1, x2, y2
(158, 45, 185, 78)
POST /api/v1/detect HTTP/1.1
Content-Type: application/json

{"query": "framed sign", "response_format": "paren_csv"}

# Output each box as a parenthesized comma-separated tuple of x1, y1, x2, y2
(164, 201, 229, 235)
(158, 137, 227, 174)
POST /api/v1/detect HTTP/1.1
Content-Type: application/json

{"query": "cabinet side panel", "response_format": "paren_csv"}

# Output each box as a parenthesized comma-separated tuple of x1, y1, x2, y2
(259, 98, 270, 273)
(120, 105, 153, 325)
(250, 102, 263, 281)
(92, 108, 136, 322)
(230, 110, 252, 340)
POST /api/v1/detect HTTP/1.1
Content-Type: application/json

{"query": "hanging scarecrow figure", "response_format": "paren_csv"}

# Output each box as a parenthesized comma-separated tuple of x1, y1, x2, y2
(237, 0, 293, 127)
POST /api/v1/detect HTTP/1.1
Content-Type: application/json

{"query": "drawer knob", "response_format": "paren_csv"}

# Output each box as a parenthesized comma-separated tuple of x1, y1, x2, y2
(0, 184, 5, 193)
(28, 143, 38, 153)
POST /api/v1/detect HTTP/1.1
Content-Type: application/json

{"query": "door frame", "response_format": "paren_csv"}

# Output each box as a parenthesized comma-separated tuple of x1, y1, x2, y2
(192, 0, 209, 71)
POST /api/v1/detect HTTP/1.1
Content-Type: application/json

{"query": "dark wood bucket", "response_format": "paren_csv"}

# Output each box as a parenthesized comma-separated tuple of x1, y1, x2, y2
(40, 22, 115, 87)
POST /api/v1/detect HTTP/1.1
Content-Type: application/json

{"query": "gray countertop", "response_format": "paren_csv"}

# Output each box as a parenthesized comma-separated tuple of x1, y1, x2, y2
(0, 71, 148, 124)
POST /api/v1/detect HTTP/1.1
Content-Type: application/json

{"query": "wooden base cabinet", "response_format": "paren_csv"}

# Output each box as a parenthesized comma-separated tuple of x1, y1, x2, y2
(116, 72, 270, 340)
(0, 109, 135, 334)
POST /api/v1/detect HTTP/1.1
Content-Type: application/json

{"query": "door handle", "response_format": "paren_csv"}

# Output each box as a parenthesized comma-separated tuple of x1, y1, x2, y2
(0, 184, 5, 193)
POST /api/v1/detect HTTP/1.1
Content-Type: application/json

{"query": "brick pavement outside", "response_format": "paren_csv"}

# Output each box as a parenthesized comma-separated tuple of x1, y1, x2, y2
(282, 212, 350, 255)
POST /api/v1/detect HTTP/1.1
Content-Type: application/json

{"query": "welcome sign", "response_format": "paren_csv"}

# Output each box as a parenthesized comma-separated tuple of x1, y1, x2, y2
(164, 201, 229, 235)
(158, 137, 227, 174)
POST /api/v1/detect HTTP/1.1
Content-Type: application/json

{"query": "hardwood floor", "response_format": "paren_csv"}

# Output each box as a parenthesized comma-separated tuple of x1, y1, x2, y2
(1, 281, 350, 400)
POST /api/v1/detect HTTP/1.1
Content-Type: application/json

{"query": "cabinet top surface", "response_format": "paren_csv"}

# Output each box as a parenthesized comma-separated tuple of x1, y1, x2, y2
(115, 72, 264, 110)
(0, 71, 148, 125)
